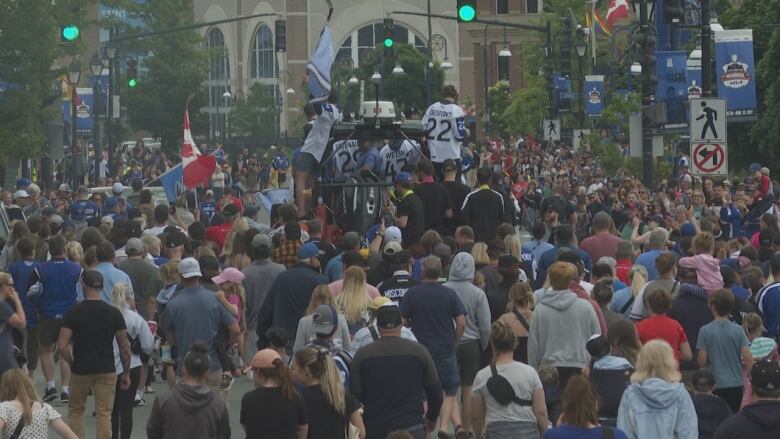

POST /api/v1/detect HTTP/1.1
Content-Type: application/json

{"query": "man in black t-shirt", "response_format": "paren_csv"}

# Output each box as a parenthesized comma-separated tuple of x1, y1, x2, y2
(389, 172, 425, 249)
(58, 270, 131, 439)
(461, 167, 505, 243)
(414, 160, 452, 234)
(442, 159, 471, 237)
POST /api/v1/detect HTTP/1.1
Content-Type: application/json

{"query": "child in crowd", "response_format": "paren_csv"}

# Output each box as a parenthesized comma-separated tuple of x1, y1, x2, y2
(690, 368, 732, 439)
(212, 267, 247, 389)
(636, 289, 693, 364)
(585, 334, 632, 372)
(740, 313, 779, 408)
(538, 364, 561, 426)
(155, 261, 180, 390)
(265, 327, 291, 367)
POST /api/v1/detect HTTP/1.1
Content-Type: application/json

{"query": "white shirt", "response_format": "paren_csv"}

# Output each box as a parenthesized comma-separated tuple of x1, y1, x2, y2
(348, 322, 417, 357)
(422, 100, 466, 162)
(331, 139, 361, 179)
(113, 308, 155, 374)
(379, 140, 423, 183)
(300, 103, 343, 162)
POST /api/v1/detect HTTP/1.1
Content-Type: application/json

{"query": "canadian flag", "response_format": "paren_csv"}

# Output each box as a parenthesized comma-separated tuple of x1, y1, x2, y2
(607, 0, 630, 26)
(181, 109, 216, 188)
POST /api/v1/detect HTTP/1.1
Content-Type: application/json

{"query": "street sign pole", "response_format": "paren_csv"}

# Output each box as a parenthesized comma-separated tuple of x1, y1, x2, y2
(689, 97, 728, 176)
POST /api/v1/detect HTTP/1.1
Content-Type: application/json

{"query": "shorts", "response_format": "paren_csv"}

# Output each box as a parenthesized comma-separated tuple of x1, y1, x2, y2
(431, 351, 460, 396)
(37, 317, 64, 347)
(22, 327, 39, 371)
(457, 340, 482, 386)
(294, 152, 319, 174)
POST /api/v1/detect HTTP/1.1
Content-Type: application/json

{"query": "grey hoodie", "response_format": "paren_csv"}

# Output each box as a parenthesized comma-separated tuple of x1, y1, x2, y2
(147, 383, 231, 439)
(617, 378, 698, 439)
(528, 289, 600, 368)
(444, 253, 492, 349)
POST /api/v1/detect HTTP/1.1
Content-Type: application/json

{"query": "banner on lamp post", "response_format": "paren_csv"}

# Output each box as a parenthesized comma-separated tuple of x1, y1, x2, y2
(584, 75, 605, 117)
(656, 51, 688, 128)
(714, 29, 758, 121)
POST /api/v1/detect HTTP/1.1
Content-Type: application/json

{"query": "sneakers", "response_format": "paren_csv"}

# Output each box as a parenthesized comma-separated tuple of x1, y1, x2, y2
(60, 391, 69, 405)
(220, 374, 233, 390)
(134, 393, 146, 407)
(145, 385, 155, 394)
(42, 388, 57, 403)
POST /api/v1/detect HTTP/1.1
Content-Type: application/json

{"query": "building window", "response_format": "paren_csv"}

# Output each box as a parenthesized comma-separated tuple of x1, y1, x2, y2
(339, 22, 428, 68)
(207, 28, 230, 138)
(497, 0, 509, 14)
(250, 24, 276, 79)
(526, 0, 540, 14)
(498, 55, 510, 82)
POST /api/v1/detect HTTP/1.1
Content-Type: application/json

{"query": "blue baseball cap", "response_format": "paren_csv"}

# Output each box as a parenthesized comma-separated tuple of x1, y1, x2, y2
(104, 197, 119, 210)
(395, 172, 412, 183)
(749, 163, 762, 174)
(298, 242, 320, 259)
(16, 178, 30, 189)
(681, 223, 697, 237)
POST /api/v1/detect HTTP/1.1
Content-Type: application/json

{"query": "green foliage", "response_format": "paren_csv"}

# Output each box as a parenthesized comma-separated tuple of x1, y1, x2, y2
(502, 75, 550, 138)
(488, 81, 511, 138)
(119, 0, 209, 153)
(228, 83, 278, 138)
(751, 29, 780, 168)
(0, 0, 90, 163)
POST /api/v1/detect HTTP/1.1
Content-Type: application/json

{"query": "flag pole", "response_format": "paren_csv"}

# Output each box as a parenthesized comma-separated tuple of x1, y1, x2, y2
(591, 1, 597, 68)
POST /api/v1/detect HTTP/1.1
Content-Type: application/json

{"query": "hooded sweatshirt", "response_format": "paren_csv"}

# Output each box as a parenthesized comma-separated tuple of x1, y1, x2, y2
(712, 400, 780, 439)
(147, 383, 231, 439)
(528, 289, 600, 368)
(692, 393, 732, 439)
(617, 378, 698, 439)
(444, 253, 492, 350)
(668, 283, 714, 371)
(679, 254, 724, 293)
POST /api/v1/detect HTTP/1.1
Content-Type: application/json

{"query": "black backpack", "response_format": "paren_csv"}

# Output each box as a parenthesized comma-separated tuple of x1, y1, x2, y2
(486, 364, 532, 406)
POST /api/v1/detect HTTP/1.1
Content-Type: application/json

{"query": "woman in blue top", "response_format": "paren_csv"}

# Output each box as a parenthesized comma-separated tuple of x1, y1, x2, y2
(542, 375, 629, 439)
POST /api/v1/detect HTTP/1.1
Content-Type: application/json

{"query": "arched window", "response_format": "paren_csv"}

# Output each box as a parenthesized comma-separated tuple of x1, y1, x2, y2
(250, 24, 276, 79)
(207, 28, 230, 138)
(337, 22, 427, 68)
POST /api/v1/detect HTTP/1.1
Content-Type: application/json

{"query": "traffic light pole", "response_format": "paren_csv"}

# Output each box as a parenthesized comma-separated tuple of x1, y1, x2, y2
(640, 1, 654, 188)
(701, 0, 712, 96)
(110, 12, 278, 42)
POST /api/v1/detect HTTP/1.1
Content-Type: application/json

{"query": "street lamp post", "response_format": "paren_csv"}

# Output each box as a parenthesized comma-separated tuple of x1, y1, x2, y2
(575, 26, 587, 128)
(483, 24, 490, 138)
(222, 90, 231, 144)
(89, 53, 104, 186)
(68, 61, 81, 182)
(105, 42, 117, 157)
(431, 34, 452, 70)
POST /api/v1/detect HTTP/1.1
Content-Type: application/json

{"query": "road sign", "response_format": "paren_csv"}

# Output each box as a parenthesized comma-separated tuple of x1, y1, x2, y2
(572, 129, 591, 150)
(692, 142, 728, 176)
(543, 119, 561, 141)
(690, 98, 727, 143)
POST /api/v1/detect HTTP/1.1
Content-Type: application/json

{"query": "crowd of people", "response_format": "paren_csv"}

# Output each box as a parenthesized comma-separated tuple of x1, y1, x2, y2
(0, 83, 777, 439)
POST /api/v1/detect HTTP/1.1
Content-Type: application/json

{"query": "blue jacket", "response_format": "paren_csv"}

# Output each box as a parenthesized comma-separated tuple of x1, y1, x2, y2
(757, 282, 780, 338)
(720, 203, 748, 238)
(617, 378, 698, 439)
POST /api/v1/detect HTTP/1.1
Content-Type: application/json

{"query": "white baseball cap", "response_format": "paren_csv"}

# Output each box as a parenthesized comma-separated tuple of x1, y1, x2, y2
(384, 226, 402, 244)
(112, 182, 125, 194)
(178, 257, 202, 278)
(13, 190, 29, 199)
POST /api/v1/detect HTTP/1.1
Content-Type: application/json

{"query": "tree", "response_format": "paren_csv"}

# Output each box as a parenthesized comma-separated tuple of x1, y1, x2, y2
(0, 0, 89, 164)
(229, 83, 279, 138)
(487, 80, 511, 138)
(751, 29, 780, 167)
(115, 0, 209, 153)
(502, 75, 550, 138)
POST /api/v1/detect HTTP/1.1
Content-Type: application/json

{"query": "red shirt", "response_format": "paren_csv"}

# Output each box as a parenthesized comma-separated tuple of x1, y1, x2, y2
(205, 222, 233, 250)
(636, 315, 688, 362)
(616, 259, 632, 285)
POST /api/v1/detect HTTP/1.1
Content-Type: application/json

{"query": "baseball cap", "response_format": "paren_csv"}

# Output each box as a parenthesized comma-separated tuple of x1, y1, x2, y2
(244, 204, 261, 218)
(58, 183, 72, 193)
(104, 197, 119, 210)
(82, 270, 104, 289)
(383, 241, 403, 256)
(251, 234, 271, 249)
(586, 334, 611, 359)
(198, 255, 220, 279)
(442, 159, 458, 172)
(433, 243, 452, 259)
(750, 359, 780, 393)
(749, 163, 762, 174)
(680, 223, 697, 238)
(100, 216, 114, 227)
(384, 226, 402, 244)
(178, 257, 202, 278)
(223, 203, 239, 217)
(376, 304, 402, 329)
(312, 304, 337, 335)
(205, 189, 214, 197)
(15, 178, 31, 189)
(212, 267, 246, 285)
(165, 231, 187, 248)
(298, 242, 320, 259)
(13, 190, 29, 199)
(369, 296, 392, 311)
(112, 182, 125, 194)
(395, 172, 412, 183)
(251, 349, 282, 369)
(77, 185, 89, 195)
(125, 237, 144, 255)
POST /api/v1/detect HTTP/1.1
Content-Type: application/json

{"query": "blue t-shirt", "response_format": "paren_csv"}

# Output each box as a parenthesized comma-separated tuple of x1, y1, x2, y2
(8, 260, 40, 326)
(697, 319, 750, 388)
(69, 200, 100, 225)
(635, 249, 665, 280)
(200, 201, 217, 223)
(355, 147, 381, 175)
(543, 425, 629, 439)
(400, 282, 466, 356)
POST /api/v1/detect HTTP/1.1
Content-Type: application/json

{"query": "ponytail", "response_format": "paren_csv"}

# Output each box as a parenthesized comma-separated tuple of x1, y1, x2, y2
(294, 347, 346, 415)
(629, 265, 648, 298)
(272, 358, 296, 401)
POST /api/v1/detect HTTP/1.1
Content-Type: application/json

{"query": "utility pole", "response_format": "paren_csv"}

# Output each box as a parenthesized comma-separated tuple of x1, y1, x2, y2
(701, 0, 712, 96)
(638, 0, 657, 187)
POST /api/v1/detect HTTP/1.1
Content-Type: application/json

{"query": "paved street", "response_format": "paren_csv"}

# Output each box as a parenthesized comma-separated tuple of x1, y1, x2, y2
(33, 370, 255, 438)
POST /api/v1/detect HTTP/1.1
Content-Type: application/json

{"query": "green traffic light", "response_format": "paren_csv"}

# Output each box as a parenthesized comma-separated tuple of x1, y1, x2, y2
(62, 25, 80, 41)
(458, 5, 476, 22)
(128, 78, 137, 88)
(384, 38, 393, 48)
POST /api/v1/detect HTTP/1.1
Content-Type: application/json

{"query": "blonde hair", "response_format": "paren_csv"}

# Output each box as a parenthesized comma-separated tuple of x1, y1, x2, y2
(66, 241, 84, 263)
(111, 282, 132, 311)
(471, 242, 490, 266)
(194, 246, 217, 259)
(306, 285, 335, 315)
(159, 261, 180, 285)
(631, 340, 681, 384)
(628, 265, 648, 298)
(0, 369, 39, 425)
(221, 217, 250, 258)
(742, 313, 765, 337)
(141, 235, 161, 256)
(293, 347, 346, 415)
(503, 235, 522, 260)
(506, 282, 534, 311)
(693, 232, 715, 255)
(336, 266, 370, 324)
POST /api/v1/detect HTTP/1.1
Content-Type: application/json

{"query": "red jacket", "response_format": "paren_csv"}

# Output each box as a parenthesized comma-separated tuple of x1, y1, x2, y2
(569, 280, 608, 336)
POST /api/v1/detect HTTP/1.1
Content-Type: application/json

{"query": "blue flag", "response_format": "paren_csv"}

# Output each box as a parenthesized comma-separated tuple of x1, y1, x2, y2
(307, 24, 333, 104)
(159, 163, 183, 203)
(584, 75, 605, 117)
(656, 51, 688, 125)
(715, 29, 758, 121)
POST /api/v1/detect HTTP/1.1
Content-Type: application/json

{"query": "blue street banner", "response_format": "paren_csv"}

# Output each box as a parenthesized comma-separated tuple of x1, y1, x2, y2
(159, 163, 184, 203)
(686, 55, 703, 100)
(554, 74, 572, 112)
(584, 75, 605, 117)
(656, 51, 688, 126)
(715, 29, 758, 121)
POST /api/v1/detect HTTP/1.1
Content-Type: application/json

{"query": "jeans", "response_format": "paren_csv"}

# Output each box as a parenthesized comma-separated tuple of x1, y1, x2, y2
(69, 372, 117, 439)
(111, 367, 141, 439)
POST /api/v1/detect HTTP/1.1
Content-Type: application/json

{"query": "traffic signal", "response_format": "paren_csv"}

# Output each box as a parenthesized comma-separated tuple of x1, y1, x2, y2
(663, 0, 685, 23)
(383, 18, 394, 48)
(127, 58, 138, 88)
(457, 0, 477, 23)
(275, 20, 287, 52)
(560, 17, 572, 77)
(60, 25, 81, 42)
(637, 33, 657, 92)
